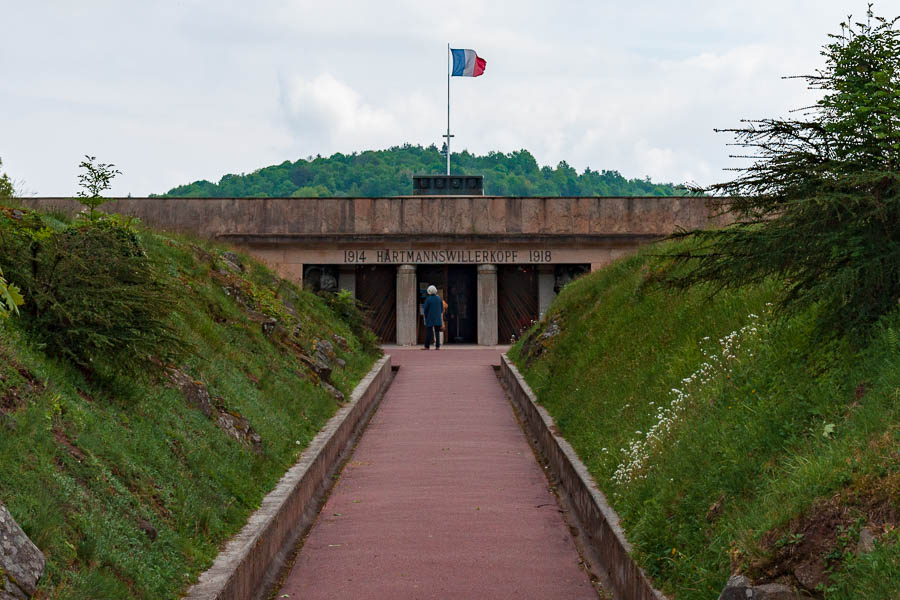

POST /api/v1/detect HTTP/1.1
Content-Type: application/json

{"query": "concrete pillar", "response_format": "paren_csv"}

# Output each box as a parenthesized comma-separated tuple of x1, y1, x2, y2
(477, 264, 498, 346)
(396, 264, 417, 346)
(537, 265, 556, 319)
(338, 266, 356, 297)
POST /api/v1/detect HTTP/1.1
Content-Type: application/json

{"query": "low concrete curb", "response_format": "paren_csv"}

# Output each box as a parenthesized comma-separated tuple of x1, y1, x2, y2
(183, 355, 393, 600)
(500, 355, 667, 600)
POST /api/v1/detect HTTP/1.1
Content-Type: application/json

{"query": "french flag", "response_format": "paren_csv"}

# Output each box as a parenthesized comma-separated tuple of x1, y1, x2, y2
(451, 48, 486, 77)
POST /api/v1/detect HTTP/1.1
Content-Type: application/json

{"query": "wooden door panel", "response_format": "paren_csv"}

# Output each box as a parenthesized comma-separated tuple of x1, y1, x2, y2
(356, 265, 396, 343)
(498, 266, 538, 344)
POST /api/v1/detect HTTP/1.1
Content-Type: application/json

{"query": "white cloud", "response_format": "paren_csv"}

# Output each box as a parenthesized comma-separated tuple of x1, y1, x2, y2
(0, 0, 867, 194)
(278, 73, 447, 161)
(281, 74, 399, 149)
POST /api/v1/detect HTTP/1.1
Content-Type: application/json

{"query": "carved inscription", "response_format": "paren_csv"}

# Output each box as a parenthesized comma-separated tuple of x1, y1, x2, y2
(528, 250, 552, 262)
(343, 249, 554, 264)
(337, 248, 560, 264)
(343, 250, 368, 263)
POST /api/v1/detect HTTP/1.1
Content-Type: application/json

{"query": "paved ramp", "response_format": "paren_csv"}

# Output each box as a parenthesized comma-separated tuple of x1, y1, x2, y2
(277, 348, 598, 599)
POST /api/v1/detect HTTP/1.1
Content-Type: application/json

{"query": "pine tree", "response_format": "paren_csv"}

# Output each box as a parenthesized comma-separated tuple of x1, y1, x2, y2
(667, 6, 900, 337)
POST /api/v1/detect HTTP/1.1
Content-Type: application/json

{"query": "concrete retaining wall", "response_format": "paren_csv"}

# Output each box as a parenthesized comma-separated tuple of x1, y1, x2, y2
(183, 355, 393, 600)
(499, 355, 667, 600)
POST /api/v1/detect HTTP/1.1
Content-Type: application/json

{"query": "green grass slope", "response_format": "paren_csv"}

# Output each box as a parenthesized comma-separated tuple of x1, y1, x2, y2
(0, 206, 380, 599)
(510, 243, 900, 598)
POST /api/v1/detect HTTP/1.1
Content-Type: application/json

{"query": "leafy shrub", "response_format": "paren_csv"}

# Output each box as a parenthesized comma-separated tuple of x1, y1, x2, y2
(0, 209, 186, 377)
(0, 206, 53, 298)
(0, 266, 23, 317)
(323, 288, 378, 352)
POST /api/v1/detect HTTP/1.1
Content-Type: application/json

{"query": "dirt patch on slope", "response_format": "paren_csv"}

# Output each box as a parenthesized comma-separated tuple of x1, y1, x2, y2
(0, 354, 44, 415)
(750, 470, 900, 595)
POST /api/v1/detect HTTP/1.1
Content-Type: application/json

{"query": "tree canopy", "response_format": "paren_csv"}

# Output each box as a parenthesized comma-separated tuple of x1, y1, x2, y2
(157, 146, 687, 198)
(666, 7, 900, 338)
(0, 157, 15, 199)
(77, 155, 121, 220)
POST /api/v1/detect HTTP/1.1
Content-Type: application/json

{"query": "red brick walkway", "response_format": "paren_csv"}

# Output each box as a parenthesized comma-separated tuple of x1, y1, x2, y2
(277, 348, 597, 599)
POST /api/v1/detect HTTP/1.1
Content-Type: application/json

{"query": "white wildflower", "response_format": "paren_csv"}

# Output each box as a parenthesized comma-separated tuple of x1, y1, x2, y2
(612, 312, 763, 485)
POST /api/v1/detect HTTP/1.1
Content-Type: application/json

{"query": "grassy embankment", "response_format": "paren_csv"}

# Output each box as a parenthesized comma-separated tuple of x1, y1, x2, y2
(510, 242, 900, 599)
(0, 204, 380, 599)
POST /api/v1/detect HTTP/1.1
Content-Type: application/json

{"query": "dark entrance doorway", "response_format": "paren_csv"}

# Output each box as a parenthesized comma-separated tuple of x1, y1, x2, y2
(416, 265, 477, 344)
(447, 266, 477, 343)
(356, 265, 396, 343)
(498, 265, 538, 344)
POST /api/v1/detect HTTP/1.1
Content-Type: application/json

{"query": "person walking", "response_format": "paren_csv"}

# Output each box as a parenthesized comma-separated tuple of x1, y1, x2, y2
(422, 285, 444, 350)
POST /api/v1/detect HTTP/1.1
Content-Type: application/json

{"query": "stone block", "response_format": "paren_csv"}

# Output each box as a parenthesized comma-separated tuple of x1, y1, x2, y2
(857, 526, 876, 555)
(0, 503, 45, 600)
(717, 575, 802, 600)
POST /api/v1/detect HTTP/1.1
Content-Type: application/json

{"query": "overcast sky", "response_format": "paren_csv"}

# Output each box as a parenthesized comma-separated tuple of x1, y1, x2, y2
(1, 1, 874, 196)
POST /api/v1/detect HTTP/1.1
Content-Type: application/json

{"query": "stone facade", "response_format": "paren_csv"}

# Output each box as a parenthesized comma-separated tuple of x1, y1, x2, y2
(23, 196, 727, 345)
(0, 503, 45, 600)
(24, 196, 725, 238)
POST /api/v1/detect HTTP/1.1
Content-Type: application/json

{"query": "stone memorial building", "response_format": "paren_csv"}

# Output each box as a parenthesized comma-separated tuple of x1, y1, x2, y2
(26, 181, 722, 346)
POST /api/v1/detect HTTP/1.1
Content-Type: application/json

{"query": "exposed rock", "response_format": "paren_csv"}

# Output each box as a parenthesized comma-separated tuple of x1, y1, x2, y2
(544, 315, 561, 337)
(1, 579, 26, 600)
(332, 334, 350, 351)
(168, 368, 262, 452)
(216, 411, 263, 454)
(242, 309, 290, 342)
(754, 583, 801, 599)
(335, 358, 347, 369)
(190, 244, 213, 264)
(261, 318, 291, 342)
(519, 313, 563, 367)
(718, 575, 751, 600)
(219, 251, 243, 274)
(0, 503, 45, 600)
(315, 339, 336, 366)
(300, 339, 339, 382)
(220, 284, 248, 308)
(168, 369, 214, 418)
(321, 381, 345, 403)
(718, 576, 801, 600)
(857, 526, 876, 555)
(793, 560, 825, 591)
(309, 355, 332, 381)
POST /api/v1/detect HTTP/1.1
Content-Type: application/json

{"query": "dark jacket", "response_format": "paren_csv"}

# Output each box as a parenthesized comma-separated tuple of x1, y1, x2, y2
(423, 294, 443, 327)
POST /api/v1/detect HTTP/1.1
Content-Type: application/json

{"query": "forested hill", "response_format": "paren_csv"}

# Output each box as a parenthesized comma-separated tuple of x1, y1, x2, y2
(158, 145, 687, 198)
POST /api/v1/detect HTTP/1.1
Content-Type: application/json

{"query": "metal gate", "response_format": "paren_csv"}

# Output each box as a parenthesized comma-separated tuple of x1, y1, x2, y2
(498, 265, 538, 344)
(356, 265, 396, 343)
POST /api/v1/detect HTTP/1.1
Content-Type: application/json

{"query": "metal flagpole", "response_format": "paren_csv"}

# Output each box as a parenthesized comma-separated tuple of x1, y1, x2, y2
(444, 43, 453, 175)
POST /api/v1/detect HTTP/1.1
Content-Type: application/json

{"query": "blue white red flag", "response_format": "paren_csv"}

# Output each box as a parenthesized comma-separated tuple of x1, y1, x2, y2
(450, 49, 486, 77)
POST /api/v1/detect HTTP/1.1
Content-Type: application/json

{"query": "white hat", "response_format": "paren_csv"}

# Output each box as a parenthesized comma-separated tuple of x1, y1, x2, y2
(427, 285, 437, 295)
